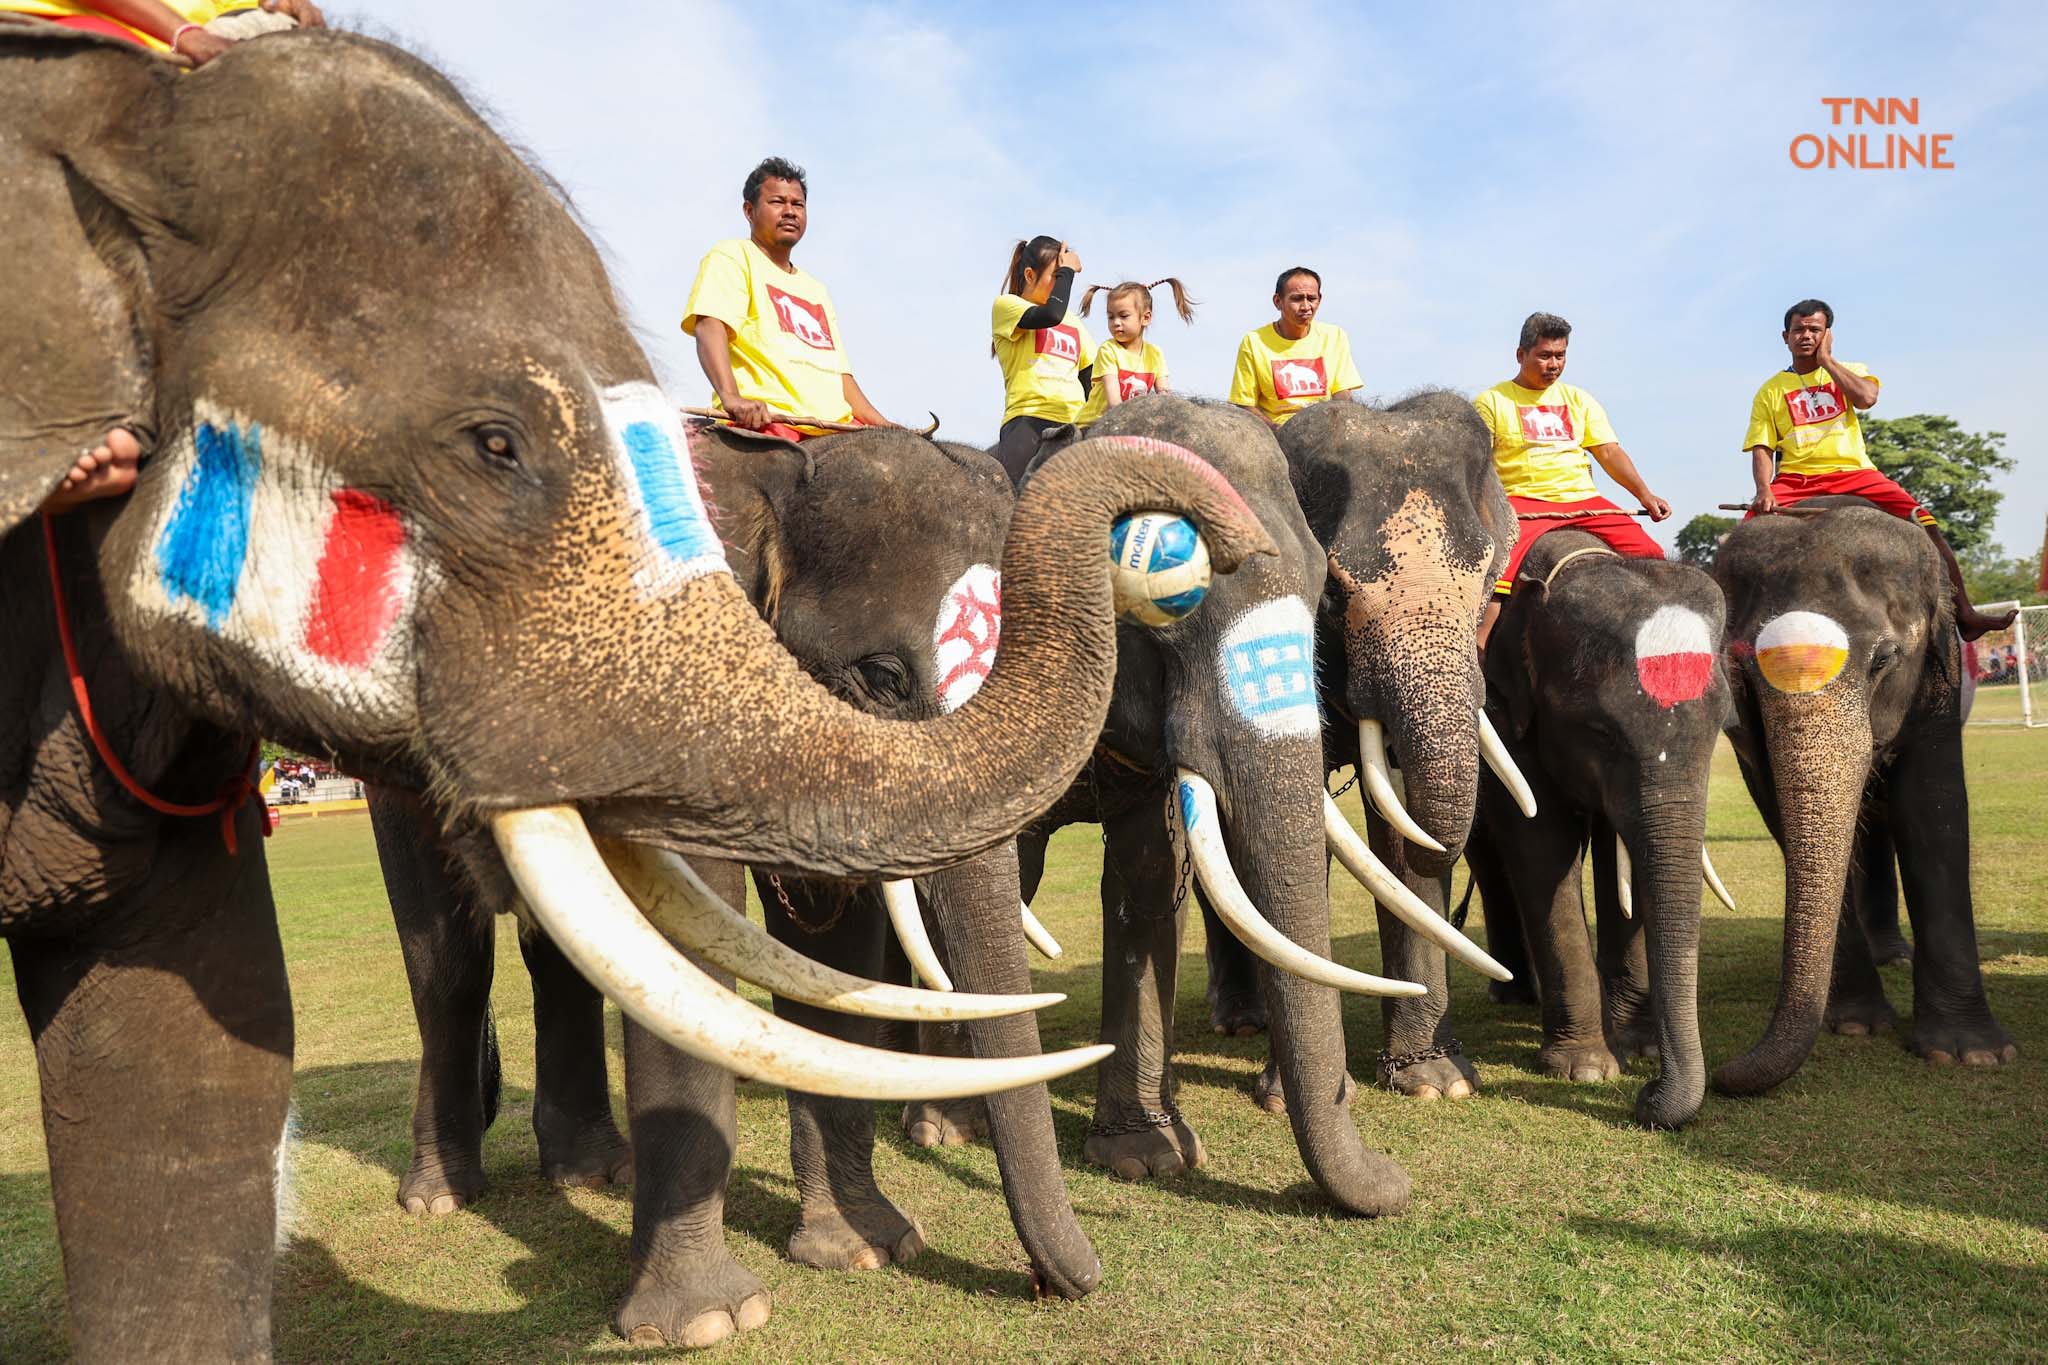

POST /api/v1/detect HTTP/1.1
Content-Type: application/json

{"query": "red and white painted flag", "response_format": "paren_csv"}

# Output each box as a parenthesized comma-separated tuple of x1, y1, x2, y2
(1634, 604, 1715, 708)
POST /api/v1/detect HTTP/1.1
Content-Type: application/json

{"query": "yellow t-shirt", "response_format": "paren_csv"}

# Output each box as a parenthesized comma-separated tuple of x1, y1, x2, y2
(4, 1, 244, 46)
(682, 238, 852, 424)
(1741, 363, 1880, 475)
(1227, 322, 1363, 425)
(992, 294, 1096, 423)
(1076, 338, 1169, 427)
(1472, 380, 1618, 502)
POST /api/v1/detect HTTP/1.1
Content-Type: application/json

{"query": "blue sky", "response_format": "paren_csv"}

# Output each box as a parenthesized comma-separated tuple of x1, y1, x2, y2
(348, 0, 2045, 557)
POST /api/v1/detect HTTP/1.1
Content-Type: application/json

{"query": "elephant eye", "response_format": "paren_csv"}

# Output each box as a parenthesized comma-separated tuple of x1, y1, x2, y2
(471, 422, 523, 469)
(1871, 640, 1901, 674)
(855, 654, 910, 700)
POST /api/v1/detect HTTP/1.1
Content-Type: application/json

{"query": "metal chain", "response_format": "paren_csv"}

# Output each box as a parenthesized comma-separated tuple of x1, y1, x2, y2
(767, 872, 846, 936)
(1327, 768, 1359, 800)
(1088, 1103, 1183, 1138)
(1163, 784, 1192, 913)
(1377, 1038, 1463, 1076)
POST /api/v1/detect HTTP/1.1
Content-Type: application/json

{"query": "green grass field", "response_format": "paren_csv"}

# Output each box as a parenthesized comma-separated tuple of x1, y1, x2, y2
(3, 706, 2044, 1362)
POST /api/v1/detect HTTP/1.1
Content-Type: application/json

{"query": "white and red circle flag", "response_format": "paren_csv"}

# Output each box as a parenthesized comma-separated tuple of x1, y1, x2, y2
(1634, 604, 1715, 708)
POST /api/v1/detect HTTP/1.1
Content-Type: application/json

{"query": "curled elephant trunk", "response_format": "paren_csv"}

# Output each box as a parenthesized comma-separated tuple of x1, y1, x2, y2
(1713, 688, 1872, 1096)
(1625, 802, 1710, 1129)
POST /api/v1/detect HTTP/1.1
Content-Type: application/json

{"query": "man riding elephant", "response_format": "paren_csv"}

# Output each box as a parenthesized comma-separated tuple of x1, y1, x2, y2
(683, 156, 894, 439)
(1228, 267, 1363, 427)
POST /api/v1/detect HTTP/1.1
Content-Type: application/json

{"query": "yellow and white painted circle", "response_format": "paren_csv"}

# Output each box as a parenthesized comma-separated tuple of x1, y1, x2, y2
(1754, 610, 1850, 693)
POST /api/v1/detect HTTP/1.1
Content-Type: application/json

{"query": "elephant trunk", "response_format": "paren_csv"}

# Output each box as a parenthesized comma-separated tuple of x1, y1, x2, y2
(1713, 688, 1871, 1095)
(923, 846, 1101, 1298)
(1225, 755, 1410, 1216)
(1375, 679, 1481, 878)
(1627, 795, 1709, 1128)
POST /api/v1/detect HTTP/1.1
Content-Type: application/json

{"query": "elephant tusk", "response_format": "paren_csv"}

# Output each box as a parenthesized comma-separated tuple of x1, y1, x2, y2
(491, 807, 1112, 1098)
(1174, 770, 1427, 999)
(881, 879, 956, 991)
(1615, 834, 1634, 920)
(1701, 845, 1737, 913)
(1020, 901, 1064, 959)
(1355, 719, 1448, 853)
(1478, 711, 1539, 818)
(1323, 793, 1513, 982)
(601, 840, 1061, 1022)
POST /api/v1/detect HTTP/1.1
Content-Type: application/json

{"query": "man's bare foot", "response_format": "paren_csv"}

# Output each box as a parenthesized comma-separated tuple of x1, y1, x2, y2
(1957, 599, 2018, 642)
(43, 429, 141, 514)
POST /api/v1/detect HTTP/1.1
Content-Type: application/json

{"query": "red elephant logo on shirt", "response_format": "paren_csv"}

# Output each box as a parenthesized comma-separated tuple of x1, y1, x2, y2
(1118, 370, 1158, 400)
(1035, 325, 1082, 364)
(767, 285, 835, 350)
(1785, 383, 1844, 426)
(1517, 404, 1575, 442)
(1271, 357, 1327, 399)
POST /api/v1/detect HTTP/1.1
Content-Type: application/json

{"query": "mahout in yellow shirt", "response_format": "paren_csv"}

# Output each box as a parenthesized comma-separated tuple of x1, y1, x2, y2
(1076, 338, 1169, 426)
(1227, 322, 1362, 425)
(1741, 363, 1880, 474)
(682, 238, 852, 423)
(1472, 379, 1618, 502)
(4, 1, 250, 46)
(992, 294, 1096, 423)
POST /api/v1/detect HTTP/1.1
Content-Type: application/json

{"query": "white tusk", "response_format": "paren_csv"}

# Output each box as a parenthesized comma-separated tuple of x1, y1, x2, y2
(1615, 834, 1634, 919)
(881, 879, 955, 991)
(1174, 770, 1426, 998)
(1701, 845, 1737, 913)
(602, 841, 1059, 1022)
(1478, 710, 1538, 818)
(491, 807, 1112, 1099)
(1355, 719, 1447, 853)
(1020, 901, 1063, 959)
(1323, 793, 1513, 982)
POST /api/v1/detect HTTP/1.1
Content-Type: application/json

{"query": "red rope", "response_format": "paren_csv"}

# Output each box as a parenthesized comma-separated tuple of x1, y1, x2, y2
(40, 511, 266, 855)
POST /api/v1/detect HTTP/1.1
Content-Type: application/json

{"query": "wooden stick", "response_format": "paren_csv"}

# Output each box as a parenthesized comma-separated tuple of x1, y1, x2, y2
(1515, 507, 1654, 521)
(680, 407, 942, 438)
(1716, 502, 1828, 516)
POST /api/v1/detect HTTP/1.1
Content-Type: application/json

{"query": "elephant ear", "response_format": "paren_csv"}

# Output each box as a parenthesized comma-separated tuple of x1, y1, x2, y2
(1486, 593, 1540, 740)
(690, 426, 812, 622)
(0, 24, 169, 535)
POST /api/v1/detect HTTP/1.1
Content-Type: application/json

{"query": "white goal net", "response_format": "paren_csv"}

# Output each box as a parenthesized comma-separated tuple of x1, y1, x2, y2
(1973, 602, 2047, 727)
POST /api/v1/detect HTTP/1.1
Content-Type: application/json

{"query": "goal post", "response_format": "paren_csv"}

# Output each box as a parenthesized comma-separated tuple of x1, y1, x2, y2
(1974, 602, 2044, 728)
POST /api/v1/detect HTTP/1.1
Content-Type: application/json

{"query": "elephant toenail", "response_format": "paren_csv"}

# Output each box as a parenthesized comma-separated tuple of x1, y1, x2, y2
(627, 1324, 670, 1348)
(896, 1227, 927, 1261)
(1961, 1049, 1999, 1067)
(428, 1194, 458, 1215)
(849, 1246, 886, 1271)
(1410, 1085, 1442, 1101)
(1113, 1158, 1147, 1180)
(735, 1293, 772, 1332)
(1925, 1049, 1956, 1066)
(1446, 1079, 1475, 1099)
(908, 1122, 940, 1148)
(679, 1311, 736, 1349)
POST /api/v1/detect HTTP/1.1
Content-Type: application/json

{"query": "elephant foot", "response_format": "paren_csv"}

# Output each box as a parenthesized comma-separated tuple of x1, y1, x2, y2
(613, 1252, 771, 1350)
(1488, 976, 1538, 1006)
(1208, 990, 1268, 1038)
(1605, 1014, 1660, 1066)
(1537, 1041, 1621, 1083)
(398, 1148, 486, 1217)
(1252, 1062, 1358, 1114)
(788, 1197, 925, 1272)
(1825, 995, 1897, 1038)
(1870, 934, 1913, 967)
(536, 1114, 633, 1189)
(1913, 1016, 2018, 1069)
(901, 1096, 989, 1149)
(1084, 1110, 1206, 1181)
(1376, 1046, 1478, 1101)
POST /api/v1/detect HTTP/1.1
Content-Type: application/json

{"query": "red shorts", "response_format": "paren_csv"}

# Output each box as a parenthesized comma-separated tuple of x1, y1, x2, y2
(760, 420, 861, 442)
(42, 15, 150, 44)
(1496, 495, 1664, 596)
(1748, 468, 1936, 527)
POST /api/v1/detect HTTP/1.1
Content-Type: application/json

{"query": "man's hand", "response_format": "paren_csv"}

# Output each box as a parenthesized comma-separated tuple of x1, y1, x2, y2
(720, 394, 773, 430)
(1750, 486, 1778, 515)
(260, 0, 327, 24)
(1815, 326, 1836, 369)
(1641, 492, 1673, 521)
(170, 25, 234, 65)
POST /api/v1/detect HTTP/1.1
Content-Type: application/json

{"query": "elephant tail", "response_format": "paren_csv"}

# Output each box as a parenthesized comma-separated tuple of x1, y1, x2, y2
(479, 1003, 503, 1131)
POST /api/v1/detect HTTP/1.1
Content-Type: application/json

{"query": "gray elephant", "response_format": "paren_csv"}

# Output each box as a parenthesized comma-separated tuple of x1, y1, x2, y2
(1466, 529, 1733, 1128)
(1276, 394, 1528, 1102)
(378, 427, 1103, 1347)
(0, 26, 1270, 1359)
(1713, 502, 2016, 1094)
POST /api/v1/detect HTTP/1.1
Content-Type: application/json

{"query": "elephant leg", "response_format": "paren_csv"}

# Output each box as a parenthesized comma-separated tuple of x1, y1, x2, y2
(1368, 809, 1473, 1100)
(611, 858, 769, 1350)
(1467, 822, 1537, 1005)
(762, 875, 925, 1272)
(519, 926, 632, 1188)
(1888, 731, 2016, 1067)
(372, 785, 500, 1216)
(1823, 830, 1896, 1038)
(1517, 809, 1619, 1082)
(1857, 808, 1912, 966)
(13, 833, 292, 1362)
(1591, 816, 1656, 1065)
(901, 1019, 990, 1148)
(1087, 793, 1204, 1178)
(1200, 893, 1267, 1036)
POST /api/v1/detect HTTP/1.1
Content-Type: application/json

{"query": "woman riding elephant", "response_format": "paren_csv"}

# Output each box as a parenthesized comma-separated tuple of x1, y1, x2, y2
(378, 427, 1105, 1348)
(1467, 529, 1733, 1129)
(0, 26, 1269, 1360)
(1712, 501, 2015, 1095)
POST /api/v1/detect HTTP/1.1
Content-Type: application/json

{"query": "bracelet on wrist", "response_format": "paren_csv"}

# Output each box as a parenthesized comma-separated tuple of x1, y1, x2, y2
(170, 21, 202, 54)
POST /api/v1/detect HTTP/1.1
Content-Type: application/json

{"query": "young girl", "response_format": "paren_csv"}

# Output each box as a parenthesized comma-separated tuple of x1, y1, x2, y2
(1076, 278, 1196, 427)
(990, 235, 1092, 486)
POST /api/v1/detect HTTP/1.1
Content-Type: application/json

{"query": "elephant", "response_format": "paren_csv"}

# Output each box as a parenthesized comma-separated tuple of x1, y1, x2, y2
(0, 26, 1270, 1359)
(1274, 393, 1528, 1103)
(1711, 501, 2016, 1095)
(1002, 394, 1497, 1216)
(377, 426, 1104, 1347)
(1465, 529, 1733, 1128)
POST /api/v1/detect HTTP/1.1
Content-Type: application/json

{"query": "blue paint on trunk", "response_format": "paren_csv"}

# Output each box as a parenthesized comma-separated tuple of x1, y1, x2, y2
(623, 420, 720, 566)
(156, 420, 263, 630)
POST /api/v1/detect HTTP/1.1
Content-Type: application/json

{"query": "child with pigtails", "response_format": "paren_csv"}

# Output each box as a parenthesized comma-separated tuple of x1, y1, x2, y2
(1076, 277, 1197, 427)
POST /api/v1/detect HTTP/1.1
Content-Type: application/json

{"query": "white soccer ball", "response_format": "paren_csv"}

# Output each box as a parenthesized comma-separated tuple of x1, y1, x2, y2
(1109, 512, 1212, 627)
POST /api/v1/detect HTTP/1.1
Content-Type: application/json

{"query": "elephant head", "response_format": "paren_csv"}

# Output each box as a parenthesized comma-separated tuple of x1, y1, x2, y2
(1, 26, 1272, 1096)
(1280, 393, 1522, 874)
(1486, 531, 1732, 1127)
(1712, 502, 1974, 1094)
